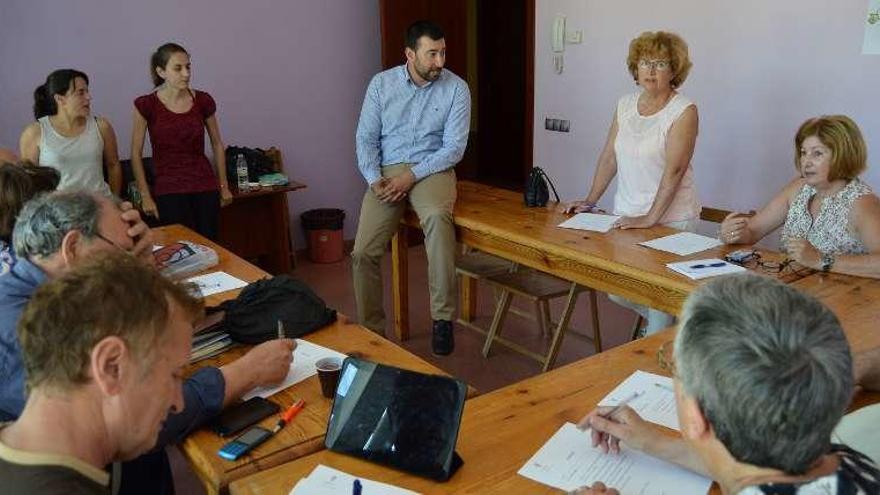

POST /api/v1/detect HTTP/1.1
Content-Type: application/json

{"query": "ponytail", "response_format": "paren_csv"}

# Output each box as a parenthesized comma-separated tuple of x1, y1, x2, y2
(32, 69, 89, 120)
(33, 84, 54, 119)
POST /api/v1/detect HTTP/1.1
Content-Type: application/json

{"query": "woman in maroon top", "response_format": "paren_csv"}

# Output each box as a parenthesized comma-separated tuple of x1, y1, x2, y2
(130, 42, 232, 240)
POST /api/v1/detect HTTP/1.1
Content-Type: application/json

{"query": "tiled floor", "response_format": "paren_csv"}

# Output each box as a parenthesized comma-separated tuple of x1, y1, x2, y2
(170, 245, 641, 493)
(295, 245, 639, 392)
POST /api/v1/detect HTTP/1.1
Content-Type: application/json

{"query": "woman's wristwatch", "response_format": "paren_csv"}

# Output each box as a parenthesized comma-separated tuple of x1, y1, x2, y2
(820, 252, 836, 272)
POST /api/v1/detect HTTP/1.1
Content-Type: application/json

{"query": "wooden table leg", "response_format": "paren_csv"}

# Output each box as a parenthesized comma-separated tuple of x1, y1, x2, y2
(460, 275, 478, 322)
(392, 225, 409, 341)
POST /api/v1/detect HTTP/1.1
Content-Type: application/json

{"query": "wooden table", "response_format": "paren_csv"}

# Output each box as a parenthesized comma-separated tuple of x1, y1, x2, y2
(155, 224, 267, 307)
(157, 225, 477, 494)
(219, 181, 306, 275)
(230, 274, 880, 495)
(391, 180, 803, 341)
(230, 331, 673, 495)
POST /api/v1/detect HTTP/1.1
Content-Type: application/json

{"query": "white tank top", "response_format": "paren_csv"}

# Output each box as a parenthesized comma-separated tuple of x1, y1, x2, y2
(612, 92, 701, 222)
(38, 116, 112, 196)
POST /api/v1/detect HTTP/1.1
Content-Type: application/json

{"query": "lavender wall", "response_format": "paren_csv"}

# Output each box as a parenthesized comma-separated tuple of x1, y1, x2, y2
(0, 0, 381, 243)
(534, 1, 880, 234)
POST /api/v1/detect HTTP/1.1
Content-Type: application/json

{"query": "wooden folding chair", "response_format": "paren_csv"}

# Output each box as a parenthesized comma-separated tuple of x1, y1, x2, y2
(481, 269, 601, 371)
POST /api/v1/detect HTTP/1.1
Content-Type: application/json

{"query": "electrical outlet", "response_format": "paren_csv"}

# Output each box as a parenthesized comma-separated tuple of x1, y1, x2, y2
(545, 118, 570, 132)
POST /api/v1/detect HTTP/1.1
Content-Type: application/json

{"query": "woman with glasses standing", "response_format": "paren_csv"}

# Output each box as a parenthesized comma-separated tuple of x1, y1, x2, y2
(130, 42, 232, 240)
(563, 31, 701, 337)
(720, 115, 880, 279)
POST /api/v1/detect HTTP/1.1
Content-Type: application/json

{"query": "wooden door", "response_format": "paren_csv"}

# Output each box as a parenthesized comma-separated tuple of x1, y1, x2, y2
(379, 0, 468, 74)
(476, 0, 533, 190)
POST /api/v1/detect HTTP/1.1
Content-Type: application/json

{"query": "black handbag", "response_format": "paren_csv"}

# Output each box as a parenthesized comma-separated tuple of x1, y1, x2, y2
(524, 167, 560, 207)
(213, 275, 337, 344)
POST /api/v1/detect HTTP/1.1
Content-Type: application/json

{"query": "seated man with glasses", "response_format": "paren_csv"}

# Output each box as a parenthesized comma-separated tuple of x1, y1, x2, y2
(574, 273, 879, 494)
(0, 191, 295, 494)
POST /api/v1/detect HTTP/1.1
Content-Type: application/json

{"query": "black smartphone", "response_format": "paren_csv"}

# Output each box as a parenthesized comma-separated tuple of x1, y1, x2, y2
(218, 426, 273, 461)
(211, 397, 279, 437)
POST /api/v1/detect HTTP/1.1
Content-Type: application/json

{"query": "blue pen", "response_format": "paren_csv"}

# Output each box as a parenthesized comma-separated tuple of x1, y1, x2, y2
(353, 479, 362, 495)
(689, 262, 726, 269)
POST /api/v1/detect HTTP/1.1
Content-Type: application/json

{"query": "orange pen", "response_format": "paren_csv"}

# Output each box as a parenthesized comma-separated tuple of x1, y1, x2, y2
(272, 399, 305, 433)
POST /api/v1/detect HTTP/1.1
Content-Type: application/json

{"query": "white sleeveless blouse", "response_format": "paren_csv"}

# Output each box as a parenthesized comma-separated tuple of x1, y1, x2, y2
(612, 92, 701, 222)
(38, 116, 112, 197)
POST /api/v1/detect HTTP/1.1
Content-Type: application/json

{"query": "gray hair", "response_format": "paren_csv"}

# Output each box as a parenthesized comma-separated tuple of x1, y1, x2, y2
(674, 273, 852, 474)
(13, 191, 102, 259)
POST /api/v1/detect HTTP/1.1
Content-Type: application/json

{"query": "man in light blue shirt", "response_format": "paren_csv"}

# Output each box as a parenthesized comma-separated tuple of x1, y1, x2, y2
(353, 20, 470, 355)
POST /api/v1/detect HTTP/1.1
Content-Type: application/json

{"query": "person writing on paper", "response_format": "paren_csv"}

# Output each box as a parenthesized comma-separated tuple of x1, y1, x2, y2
(0, 191, 294, 494)
(19, 69, 122, 197)
(572, 274, 880, 494)
(564, 31, 701, 337)
(720, 115, 880, 278)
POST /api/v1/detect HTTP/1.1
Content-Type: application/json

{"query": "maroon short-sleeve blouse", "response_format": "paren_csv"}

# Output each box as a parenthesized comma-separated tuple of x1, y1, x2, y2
(134, 90, 219, 196)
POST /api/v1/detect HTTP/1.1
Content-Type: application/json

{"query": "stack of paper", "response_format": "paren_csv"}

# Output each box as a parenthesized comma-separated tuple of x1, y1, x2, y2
(190, 330, 233, 363)
(666, 258, 746, 280)
(518, 423, 712, 494)
(558, 213, 620, 233)
(185, 271, 249, 297)
(243, 339, 348, 401)
(290, 465, 418, 495)
(639, 232, 722, 256)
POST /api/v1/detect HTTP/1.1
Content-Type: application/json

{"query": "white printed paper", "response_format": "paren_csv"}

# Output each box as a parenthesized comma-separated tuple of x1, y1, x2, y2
(518, 423, 712, 494)
(290, 464, 420, 495)
(185, 271, 248, 296)
(666, 258, 746, 281)
(639, 232, 722, 256)
(558, 213, 620, 233)
(597, 370, 680, 431)
(242, 339, 347, 401)
(864, 0, 880, 54)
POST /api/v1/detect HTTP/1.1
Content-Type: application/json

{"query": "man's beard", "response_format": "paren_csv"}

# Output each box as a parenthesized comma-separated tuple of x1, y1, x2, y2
(416, 65, 441, 82)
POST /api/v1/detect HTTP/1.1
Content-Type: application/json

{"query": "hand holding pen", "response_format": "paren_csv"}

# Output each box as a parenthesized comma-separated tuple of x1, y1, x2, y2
(576, 392, 658, 454)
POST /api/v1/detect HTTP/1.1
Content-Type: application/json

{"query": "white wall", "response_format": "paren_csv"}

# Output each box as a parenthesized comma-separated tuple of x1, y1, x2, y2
(535, 1, 880, 223)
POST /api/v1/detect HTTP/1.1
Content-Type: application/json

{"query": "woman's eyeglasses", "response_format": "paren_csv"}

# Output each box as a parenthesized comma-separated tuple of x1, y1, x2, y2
(637, 59, 671, 71)
(740, 253, 812, 276)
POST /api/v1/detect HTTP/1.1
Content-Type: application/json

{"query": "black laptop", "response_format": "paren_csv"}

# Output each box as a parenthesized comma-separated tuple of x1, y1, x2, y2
(324, 357, 466, 481)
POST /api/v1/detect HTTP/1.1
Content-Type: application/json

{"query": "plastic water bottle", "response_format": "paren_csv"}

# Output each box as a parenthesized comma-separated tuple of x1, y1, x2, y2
(235, 154, 249, 193)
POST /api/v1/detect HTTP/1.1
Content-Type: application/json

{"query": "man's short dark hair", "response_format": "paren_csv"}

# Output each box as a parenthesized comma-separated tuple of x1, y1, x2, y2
(406, 20, 445, 51)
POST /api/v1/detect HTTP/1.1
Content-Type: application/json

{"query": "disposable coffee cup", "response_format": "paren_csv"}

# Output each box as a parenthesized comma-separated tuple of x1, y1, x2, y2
(316, 357, 343, 398)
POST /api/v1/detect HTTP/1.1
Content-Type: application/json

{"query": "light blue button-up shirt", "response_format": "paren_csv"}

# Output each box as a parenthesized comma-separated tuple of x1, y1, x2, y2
(356, 64, 471, 184)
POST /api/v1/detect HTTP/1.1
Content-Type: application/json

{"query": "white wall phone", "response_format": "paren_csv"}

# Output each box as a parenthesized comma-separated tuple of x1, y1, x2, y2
(551, 14, 581, 74)
(552, 15, 566, 53)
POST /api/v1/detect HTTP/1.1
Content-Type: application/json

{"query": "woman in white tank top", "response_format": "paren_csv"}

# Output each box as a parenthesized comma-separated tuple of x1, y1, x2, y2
(563, 31, 701, 336)
(19, 69, 121, 197)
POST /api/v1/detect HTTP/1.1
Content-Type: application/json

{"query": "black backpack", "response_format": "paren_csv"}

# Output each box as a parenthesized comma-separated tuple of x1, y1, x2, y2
(225, 145, 277, 181)
(524, 167, 560, 207)
(214, 275, 337, 344)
